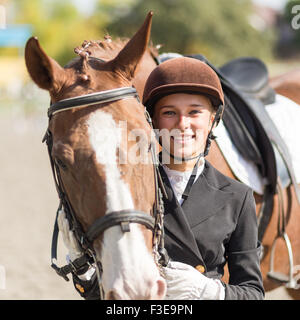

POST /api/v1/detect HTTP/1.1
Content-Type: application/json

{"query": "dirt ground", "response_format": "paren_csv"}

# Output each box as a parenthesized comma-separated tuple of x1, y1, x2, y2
(0, 111, 80, 300)
(0, 110, 295, 300)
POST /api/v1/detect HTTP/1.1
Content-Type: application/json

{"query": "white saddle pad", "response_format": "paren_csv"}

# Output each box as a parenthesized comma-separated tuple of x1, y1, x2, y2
(213, 94, 300, 195)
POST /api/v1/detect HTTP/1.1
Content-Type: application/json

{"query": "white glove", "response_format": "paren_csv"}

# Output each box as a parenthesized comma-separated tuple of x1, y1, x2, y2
(163, 261, 225, 300)
(57, 209, 84, 262)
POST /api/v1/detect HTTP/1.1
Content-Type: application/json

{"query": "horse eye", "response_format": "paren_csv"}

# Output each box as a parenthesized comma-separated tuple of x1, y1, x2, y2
(55, 158, 68, 171)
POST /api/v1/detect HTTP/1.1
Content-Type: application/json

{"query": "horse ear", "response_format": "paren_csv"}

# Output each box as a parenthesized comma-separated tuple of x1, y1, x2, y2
(112, 11, 153, 81)
(25, 37, 65, 91)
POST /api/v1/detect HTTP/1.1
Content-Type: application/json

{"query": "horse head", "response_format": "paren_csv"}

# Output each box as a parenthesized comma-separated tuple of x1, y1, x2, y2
(25, 12, 166, 300)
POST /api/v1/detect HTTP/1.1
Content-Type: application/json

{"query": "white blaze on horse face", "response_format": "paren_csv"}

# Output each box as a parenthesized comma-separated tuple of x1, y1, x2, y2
(87, 110, 166, 299)
(87, 110, 133, 212)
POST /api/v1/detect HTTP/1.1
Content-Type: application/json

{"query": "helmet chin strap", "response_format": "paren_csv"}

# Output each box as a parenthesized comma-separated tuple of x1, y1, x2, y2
(203, 104, 223, 157)
(168, 151, 204, 162)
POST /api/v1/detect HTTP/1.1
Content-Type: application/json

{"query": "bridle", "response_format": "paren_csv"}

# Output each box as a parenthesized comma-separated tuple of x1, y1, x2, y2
(43, 85, 168, 299)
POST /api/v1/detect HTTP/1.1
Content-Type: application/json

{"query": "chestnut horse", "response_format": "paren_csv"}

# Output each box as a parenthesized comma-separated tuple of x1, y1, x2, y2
(25, 13, 167, 300)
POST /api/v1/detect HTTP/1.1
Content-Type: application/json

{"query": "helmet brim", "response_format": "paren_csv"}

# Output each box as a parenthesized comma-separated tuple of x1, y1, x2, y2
(144, 83, 224, 116)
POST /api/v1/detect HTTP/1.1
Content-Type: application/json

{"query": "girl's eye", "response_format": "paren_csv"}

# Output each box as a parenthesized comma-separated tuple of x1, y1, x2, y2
(189, 110, 201, 115)
(162, 110, 175, 116)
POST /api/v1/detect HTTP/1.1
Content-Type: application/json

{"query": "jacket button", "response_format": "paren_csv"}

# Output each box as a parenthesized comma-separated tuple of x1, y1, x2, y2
(195, 265, 205, 273)
(75, 283, 85, 293)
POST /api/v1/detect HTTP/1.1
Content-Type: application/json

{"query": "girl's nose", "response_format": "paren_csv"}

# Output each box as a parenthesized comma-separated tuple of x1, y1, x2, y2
(177, 115, 190, 130)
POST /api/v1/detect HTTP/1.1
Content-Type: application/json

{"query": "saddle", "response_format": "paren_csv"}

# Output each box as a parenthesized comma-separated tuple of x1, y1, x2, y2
(221, 57, 300, 193)
(219, 56, 276, 105)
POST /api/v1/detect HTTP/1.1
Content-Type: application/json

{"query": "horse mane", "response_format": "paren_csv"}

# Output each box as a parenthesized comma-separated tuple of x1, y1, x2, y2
(79, 36, 127, 60)
(64, 35, 158, 71)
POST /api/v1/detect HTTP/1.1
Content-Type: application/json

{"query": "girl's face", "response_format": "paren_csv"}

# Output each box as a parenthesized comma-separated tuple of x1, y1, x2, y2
(153, 93, 215, 161)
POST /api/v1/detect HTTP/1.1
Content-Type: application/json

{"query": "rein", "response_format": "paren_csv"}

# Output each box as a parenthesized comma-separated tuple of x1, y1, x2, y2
(43, 86, 168, 299)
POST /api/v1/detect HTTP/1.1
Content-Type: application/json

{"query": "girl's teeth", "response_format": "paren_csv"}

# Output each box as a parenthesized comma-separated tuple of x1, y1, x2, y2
(174, 136, 193, 140)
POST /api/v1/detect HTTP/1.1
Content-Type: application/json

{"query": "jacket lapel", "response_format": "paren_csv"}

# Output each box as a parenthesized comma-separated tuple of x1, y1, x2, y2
(182, 165, 233, 228)
(160, 166, 203, 263)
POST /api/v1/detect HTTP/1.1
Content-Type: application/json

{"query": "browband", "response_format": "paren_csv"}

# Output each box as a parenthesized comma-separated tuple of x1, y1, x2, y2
(48, 87, 139, 117)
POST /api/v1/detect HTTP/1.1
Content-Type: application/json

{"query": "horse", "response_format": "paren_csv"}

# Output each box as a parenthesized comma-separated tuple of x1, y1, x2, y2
(24, 12, 167, 300)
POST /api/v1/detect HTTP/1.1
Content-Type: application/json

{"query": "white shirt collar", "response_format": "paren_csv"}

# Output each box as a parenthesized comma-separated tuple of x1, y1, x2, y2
(162, 157, 205, 205)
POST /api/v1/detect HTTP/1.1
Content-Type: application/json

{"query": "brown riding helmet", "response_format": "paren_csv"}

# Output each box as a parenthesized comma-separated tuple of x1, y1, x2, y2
(142, 57, 224, 117)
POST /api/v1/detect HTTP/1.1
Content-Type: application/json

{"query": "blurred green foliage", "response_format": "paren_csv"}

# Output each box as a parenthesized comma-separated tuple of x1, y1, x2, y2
(98, 0, 276, 65)
(4, 0, 277, 66)
(10, 0, 104, 65)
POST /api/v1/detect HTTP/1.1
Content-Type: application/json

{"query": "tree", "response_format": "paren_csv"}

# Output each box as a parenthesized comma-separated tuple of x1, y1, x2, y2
(12, 0, 103, 64)
(97, 0, 275, 65)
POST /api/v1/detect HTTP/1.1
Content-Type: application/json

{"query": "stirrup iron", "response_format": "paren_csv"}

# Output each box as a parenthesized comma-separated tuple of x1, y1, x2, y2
(267, 232, 300, 289)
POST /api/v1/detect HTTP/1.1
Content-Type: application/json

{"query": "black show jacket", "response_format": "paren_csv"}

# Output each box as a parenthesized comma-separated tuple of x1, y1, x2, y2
(160, 161, 264, 300)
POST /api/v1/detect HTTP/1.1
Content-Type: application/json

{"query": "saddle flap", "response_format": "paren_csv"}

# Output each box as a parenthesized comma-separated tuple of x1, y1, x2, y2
(222, 95, 264, 172)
